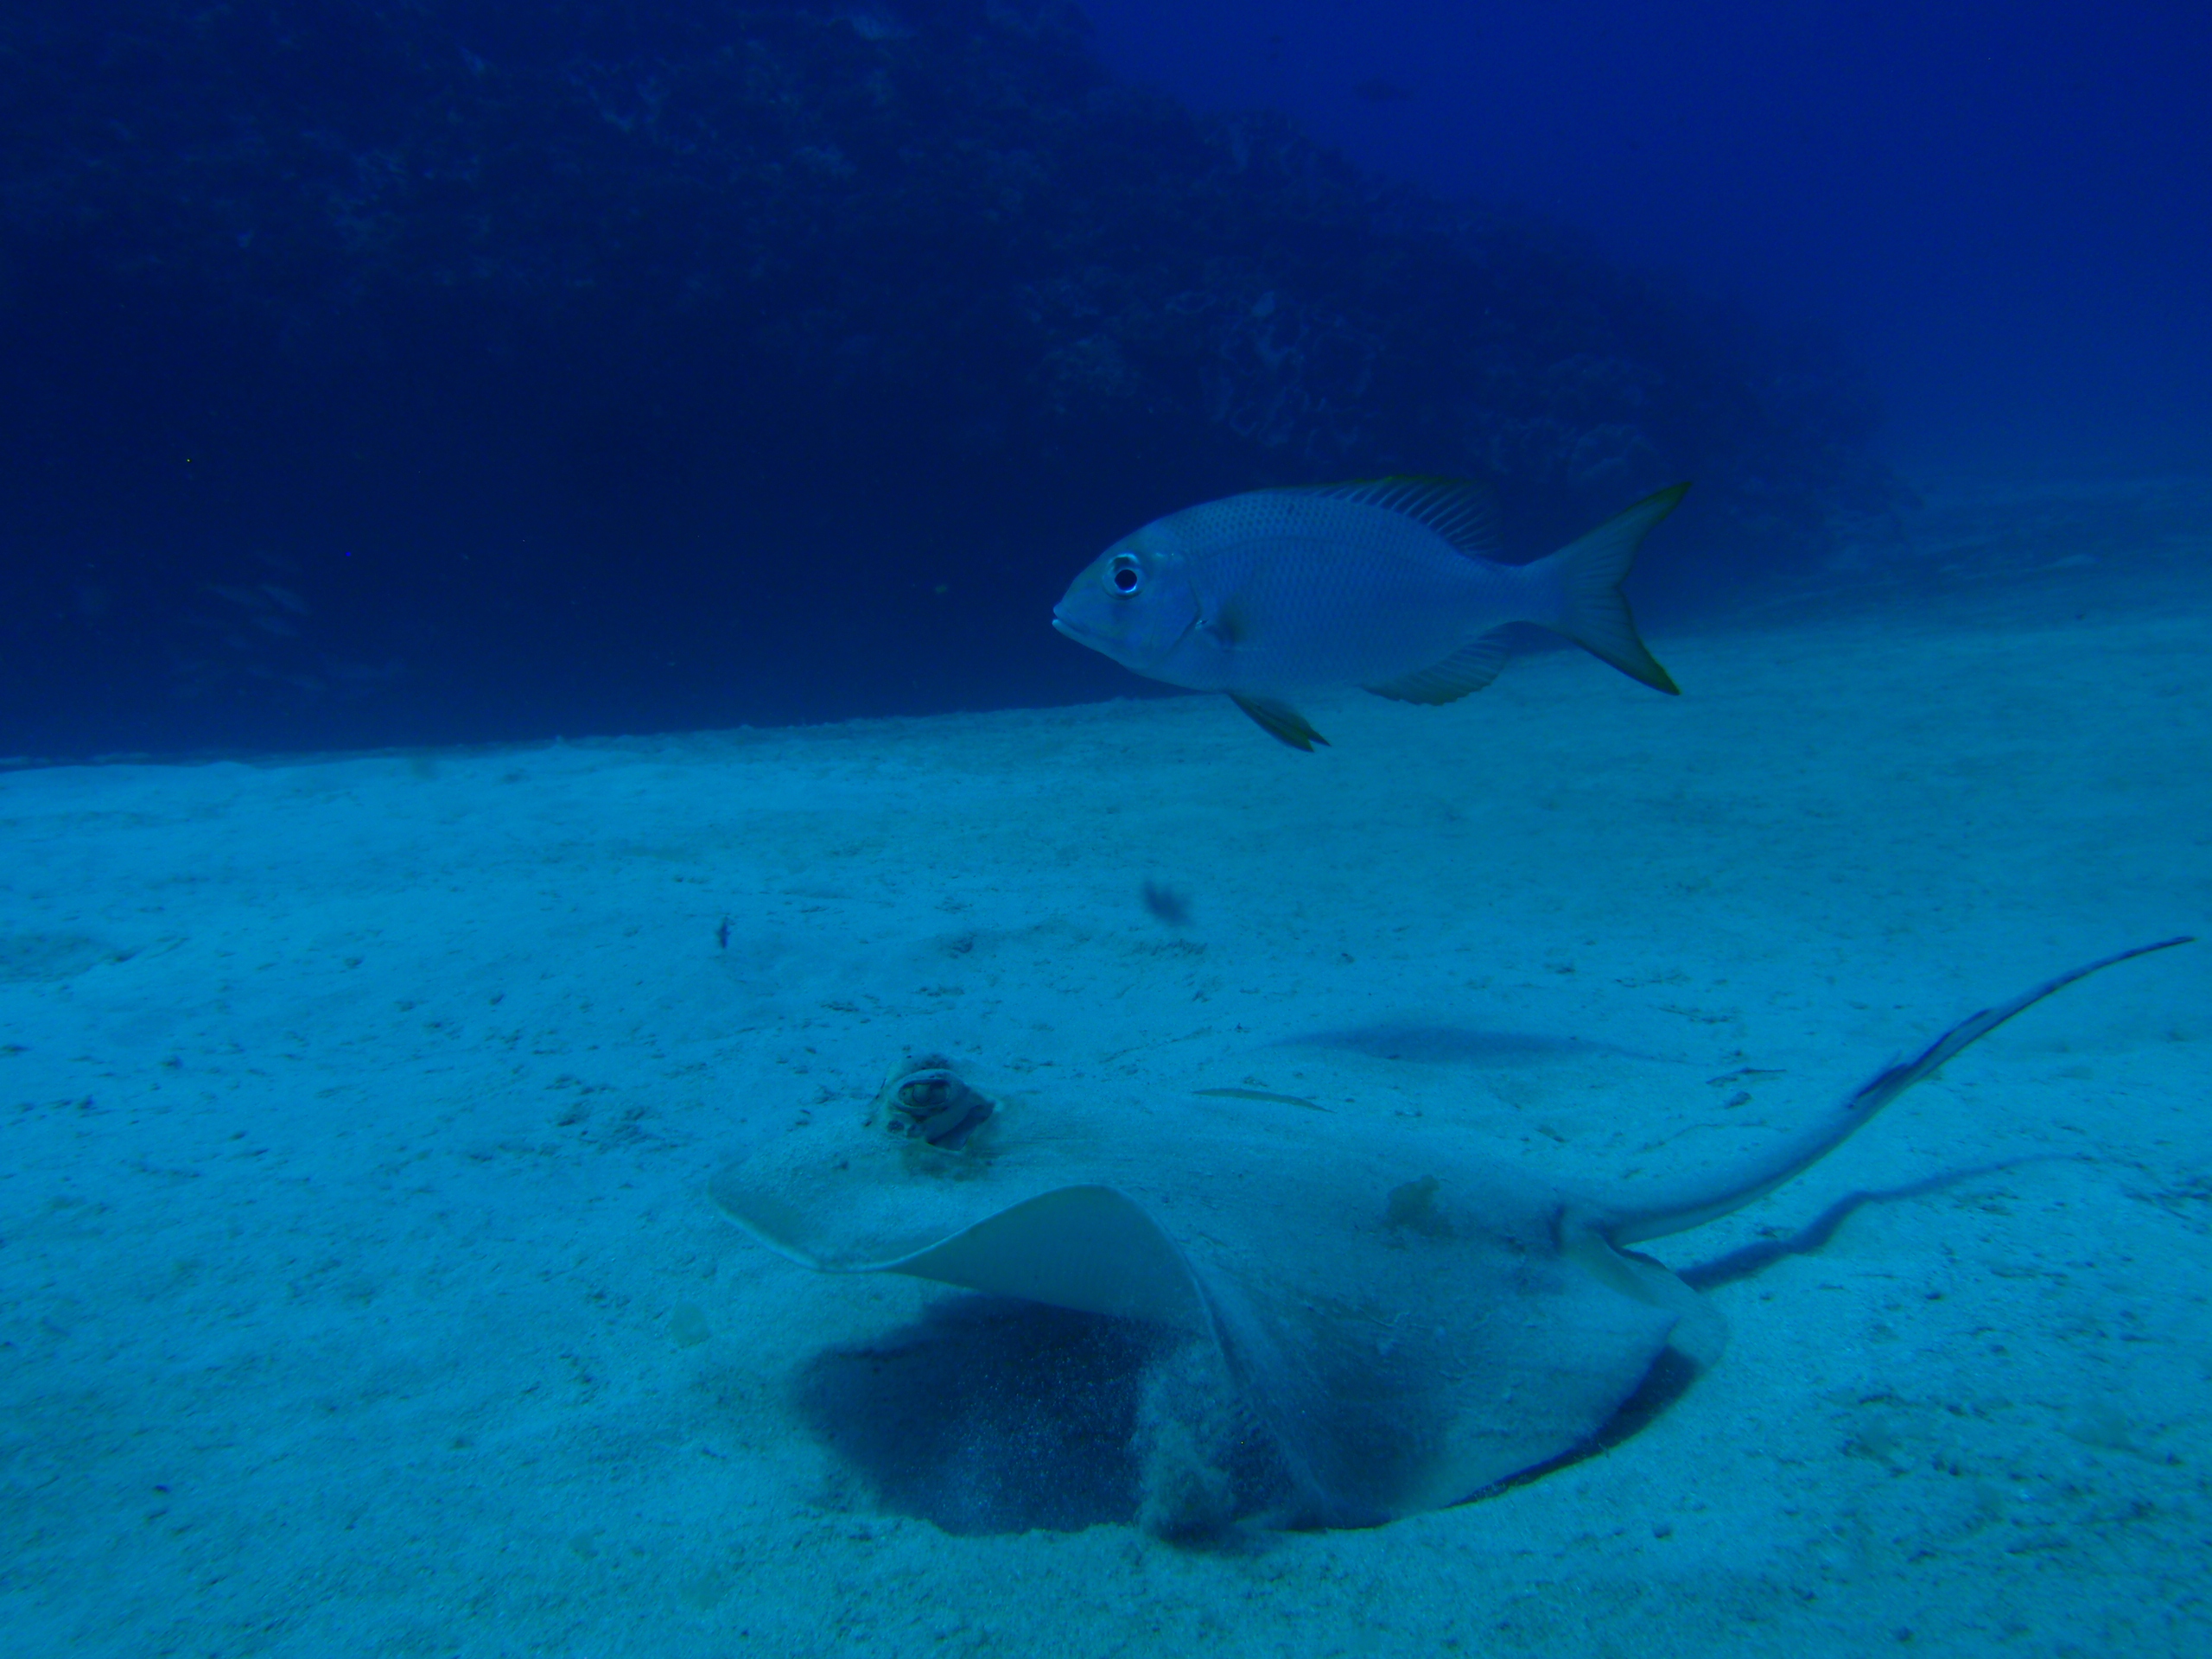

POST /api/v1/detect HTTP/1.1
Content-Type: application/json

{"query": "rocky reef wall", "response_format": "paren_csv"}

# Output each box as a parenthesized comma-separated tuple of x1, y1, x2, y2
(0, 0, 1899, 753)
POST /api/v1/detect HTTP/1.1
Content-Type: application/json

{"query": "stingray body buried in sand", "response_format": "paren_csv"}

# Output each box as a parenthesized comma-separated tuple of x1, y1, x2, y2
(714, 938, 2190, 1532)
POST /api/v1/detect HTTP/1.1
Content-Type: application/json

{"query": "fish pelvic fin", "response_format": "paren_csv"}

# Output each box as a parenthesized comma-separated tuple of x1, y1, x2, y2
(1531, 482, 1688, 695)
(1229, 693, 1330, 751)
(1363, 631, 1513, 704)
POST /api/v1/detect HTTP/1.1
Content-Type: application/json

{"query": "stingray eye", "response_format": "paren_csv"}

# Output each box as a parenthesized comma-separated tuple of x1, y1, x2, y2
(1106, 552, 1143, 596)
(880, 1065, 996, 1152)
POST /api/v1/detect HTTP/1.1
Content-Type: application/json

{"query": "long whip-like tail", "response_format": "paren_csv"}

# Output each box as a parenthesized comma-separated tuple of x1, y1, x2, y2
(1597, 935, 2193, 1248)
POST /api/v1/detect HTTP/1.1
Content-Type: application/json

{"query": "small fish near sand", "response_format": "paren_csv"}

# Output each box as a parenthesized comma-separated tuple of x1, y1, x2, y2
(1052, 478, 1688, 749)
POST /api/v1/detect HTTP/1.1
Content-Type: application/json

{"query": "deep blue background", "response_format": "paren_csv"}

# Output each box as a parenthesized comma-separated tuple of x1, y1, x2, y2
(1, 1, 2202, 761)
(1078, 0, 2212, 474)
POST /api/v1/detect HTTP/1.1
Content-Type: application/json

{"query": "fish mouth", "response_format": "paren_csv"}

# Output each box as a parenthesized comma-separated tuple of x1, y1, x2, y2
(1050, 610, 1099, 645)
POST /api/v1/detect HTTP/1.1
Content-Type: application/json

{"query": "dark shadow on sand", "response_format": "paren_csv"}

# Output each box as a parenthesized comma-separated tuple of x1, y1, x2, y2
(1678, 1156, 2073, 1291)
(1278, 1022, 1656, 1065)
(791, 1298, 1155, 1535)
(789, 1296, 1294, 1538)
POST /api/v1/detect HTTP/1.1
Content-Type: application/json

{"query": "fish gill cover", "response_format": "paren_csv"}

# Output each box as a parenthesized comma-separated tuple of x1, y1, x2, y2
(0, 0, 1897, 757)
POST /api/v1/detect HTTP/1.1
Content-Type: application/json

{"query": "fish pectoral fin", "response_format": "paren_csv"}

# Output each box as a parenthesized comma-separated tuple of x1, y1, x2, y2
(1363, 632, 1513, 704)
(1201, 599, 1249, 648)
(1228, 693, 1330, 751)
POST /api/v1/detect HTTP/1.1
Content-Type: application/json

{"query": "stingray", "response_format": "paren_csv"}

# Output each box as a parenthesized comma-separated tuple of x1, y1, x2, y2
(713, 938, 2189, 1529)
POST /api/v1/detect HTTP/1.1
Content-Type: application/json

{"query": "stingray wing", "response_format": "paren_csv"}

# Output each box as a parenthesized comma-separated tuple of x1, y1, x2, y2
(716, 1171, 1213, 1334)
(711, 1069, 1683, 1524)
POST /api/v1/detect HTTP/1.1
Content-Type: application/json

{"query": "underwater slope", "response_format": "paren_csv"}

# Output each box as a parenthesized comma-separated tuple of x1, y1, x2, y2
(0, 0, 1892, 756)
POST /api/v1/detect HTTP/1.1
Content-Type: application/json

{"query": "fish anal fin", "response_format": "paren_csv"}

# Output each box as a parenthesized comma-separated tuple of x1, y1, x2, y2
(1229, 693, 1329, 751)
(1363, 632, 1512, 704)
(1282, 476, 1502, 558)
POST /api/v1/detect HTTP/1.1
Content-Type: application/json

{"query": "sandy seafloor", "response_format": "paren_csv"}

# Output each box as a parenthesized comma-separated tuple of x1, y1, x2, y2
(4, 480, 2210, 1657)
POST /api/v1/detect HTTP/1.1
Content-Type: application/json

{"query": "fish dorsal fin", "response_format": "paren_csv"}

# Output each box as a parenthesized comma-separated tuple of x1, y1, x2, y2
(1363, 631, 1513, 704)
(1283, 476, 1502, 557)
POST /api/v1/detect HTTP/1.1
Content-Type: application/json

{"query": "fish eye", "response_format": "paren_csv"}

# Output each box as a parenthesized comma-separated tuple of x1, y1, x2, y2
(1107, 553, 1143, 596)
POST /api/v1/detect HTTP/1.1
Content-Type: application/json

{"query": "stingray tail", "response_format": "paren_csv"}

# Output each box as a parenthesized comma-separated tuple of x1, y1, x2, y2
(1596, 936, 2193, 1248)
(1527, 483, 1687, 695)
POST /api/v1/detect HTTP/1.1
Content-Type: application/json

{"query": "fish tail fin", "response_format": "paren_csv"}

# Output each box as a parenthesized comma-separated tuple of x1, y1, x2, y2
(1529, 483, 1687, 695)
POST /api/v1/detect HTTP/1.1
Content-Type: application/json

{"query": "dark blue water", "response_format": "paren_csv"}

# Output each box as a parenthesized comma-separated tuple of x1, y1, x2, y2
(1077, 1, 2212, 478)
(2, 0, 2203, 760)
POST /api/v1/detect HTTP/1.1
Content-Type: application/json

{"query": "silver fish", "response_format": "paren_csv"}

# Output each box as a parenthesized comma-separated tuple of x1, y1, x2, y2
(1052, 478, 1687, 749)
